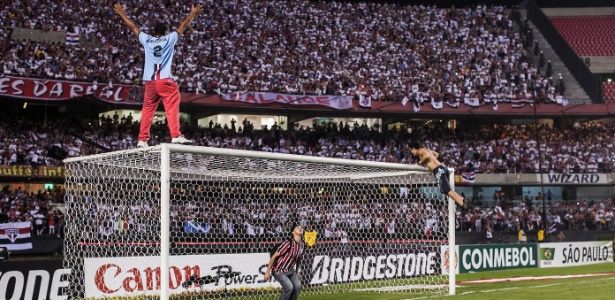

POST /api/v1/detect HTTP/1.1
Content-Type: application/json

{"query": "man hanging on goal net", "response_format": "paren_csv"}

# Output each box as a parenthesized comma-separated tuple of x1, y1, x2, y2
(410, 141, 470, 209)
(113, 2, 202, 147)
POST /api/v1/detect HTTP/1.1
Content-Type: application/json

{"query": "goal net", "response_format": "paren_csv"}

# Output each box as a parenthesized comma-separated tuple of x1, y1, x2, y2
(63, 144, 456, 299)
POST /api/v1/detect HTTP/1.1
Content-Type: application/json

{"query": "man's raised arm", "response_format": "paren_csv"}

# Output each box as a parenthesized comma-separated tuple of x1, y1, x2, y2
(177, 4, 204, 35)
(113, 3, 140, 37)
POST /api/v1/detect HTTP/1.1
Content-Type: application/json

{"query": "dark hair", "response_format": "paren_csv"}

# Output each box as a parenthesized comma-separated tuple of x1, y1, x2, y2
(289, 223, 300, 236)
(409, 141, 421, 150)
(154, 22, 167, 36)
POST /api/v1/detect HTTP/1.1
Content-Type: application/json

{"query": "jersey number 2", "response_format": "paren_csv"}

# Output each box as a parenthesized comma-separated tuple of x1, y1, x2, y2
(153, 45, 163, 57)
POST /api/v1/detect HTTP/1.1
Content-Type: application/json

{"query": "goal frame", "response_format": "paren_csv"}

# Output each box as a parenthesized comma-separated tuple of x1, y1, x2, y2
(65, 143, 457, 298)
(159, 144, 457, 298)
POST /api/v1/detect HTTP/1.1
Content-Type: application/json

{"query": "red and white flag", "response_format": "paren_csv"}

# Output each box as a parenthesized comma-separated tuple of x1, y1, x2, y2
(0, 222, 33, 250)
(359, 94, 372, 108)
(66, 32, 80, 46)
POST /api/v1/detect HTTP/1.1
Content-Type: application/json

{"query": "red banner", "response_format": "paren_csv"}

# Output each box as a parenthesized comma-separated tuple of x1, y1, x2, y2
(0, 76, 143, 104)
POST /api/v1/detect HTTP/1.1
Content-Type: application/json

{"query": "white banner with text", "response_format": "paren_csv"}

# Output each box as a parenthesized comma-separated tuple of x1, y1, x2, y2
(538, 241, 613, 268)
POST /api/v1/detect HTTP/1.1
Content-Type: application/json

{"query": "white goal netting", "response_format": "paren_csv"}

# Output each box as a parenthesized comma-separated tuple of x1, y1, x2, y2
(63, 145, 454, 299)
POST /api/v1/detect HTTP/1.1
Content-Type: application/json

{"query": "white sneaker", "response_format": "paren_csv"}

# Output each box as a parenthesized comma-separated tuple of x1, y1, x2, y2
(171, 136, 193, 144)
(137, 141, 148, 148)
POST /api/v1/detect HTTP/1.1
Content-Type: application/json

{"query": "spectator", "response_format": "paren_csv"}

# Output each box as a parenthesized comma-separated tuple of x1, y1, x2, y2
(113, 3, 201, 147)
(2, 1, 564, 105)
(518, 228, 527, 243)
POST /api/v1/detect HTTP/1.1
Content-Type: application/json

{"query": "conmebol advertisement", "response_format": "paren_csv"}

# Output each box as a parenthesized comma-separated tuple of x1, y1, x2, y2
(458, 244, 539, 273)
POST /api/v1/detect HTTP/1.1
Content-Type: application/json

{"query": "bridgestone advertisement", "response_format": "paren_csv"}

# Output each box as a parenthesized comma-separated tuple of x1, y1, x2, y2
(305, 247, 441, 285)
(539, 241, 614, 268)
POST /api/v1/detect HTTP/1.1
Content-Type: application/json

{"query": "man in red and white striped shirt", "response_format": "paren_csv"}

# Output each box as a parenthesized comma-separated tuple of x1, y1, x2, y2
(264, 224, 305, 300)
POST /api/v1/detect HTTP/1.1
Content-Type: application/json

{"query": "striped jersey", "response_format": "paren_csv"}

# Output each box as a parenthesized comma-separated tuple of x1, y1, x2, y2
(138, 31, 179, 81)
(272, 239, 305, 273)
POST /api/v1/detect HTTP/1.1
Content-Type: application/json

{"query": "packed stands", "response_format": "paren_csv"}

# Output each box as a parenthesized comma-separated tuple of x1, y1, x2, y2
(0, 1, 564, 104)
(0, 185, 65, 236)
(1, 181, 613, 240)
(1, 113, 614, 174)
(1, 1, 613, 244)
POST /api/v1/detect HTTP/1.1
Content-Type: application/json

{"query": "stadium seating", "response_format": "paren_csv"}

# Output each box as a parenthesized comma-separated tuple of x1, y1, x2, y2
(602, 81, 615, 102)
(550, 17, 615, 56)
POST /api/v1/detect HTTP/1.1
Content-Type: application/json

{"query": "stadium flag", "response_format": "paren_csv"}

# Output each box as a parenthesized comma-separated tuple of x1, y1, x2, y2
(401, 96, 409, 106)
(462, 171, 476, 183)
(359, 94, 372, 108)
(556, 95, 569, 106)
(234, 90, 248, 100)
(0, 222, 33, 251)
(65, 32, 80, 46)
(493, 99, 498, 111)
(464, 97, 480, 107)
(431, 98, 443, 110)
(512, 103, 526, 108)
(183, 220, 211, 234)
(445, 99, 459, 108)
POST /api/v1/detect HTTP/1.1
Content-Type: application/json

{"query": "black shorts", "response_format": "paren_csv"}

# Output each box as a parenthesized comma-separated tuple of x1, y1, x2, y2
(432, 165, 451, 195)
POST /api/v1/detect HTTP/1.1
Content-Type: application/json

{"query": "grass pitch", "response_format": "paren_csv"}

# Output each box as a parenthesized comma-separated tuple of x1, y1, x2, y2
(300, 263, 615, 300)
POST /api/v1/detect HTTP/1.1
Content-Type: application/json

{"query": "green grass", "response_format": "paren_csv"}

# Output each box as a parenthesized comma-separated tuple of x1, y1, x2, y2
(297, 263, 615, 300)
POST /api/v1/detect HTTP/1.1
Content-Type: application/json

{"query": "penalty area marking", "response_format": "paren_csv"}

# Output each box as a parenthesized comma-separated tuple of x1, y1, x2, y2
(352, 273, 615, 293)
(354, 284, 448, 292)
(398, 276, 615, 300)
(459, 272, 615, 284)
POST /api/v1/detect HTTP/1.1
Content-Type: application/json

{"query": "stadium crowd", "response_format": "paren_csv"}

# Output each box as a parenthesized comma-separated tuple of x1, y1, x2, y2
(1, 1, 565, 104)
(2, 182, 612, 244)
(0, 185, 65, 236)
(1, 114, 614, 174)
(0, 0, 610, 246)
(1, 114, 614, 242)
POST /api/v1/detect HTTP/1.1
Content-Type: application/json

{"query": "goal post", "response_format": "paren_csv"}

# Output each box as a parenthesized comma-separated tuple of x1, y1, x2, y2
(63, 144, 457, 299)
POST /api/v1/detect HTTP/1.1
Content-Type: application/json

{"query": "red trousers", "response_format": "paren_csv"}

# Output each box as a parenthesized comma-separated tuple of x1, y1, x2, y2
(138, 78, 182, 142)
